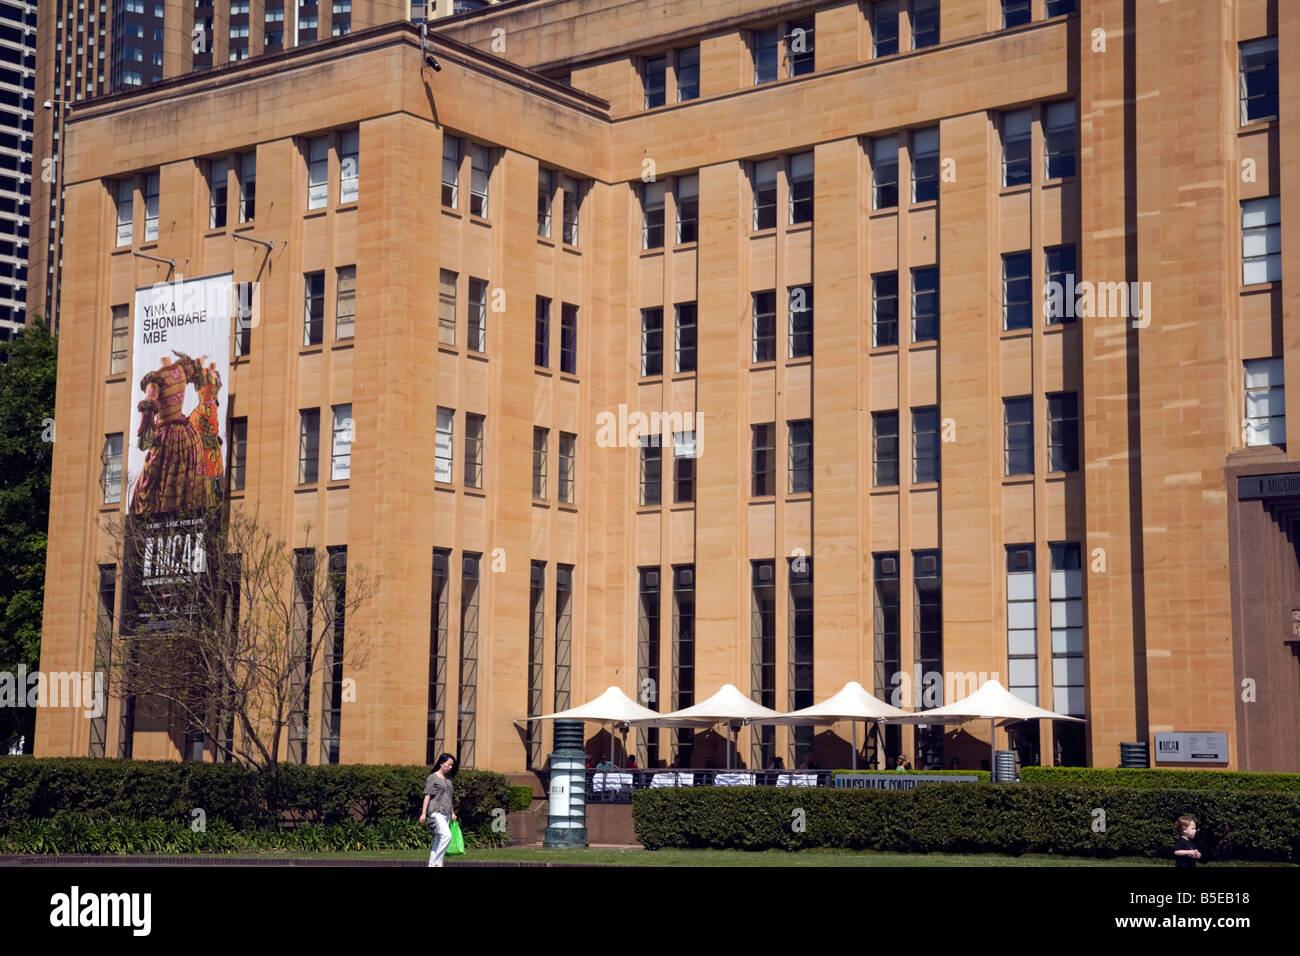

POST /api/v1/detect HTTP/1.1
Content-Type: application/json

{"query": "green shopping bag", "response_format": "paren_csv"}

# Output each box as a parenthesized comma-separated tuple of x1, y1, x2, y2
(447, 820, 466, 856)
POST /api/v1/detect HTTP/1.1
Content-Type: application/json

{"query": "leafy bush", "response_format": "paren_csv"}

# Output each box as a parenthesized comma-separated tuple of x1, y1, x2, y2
(632, 784, 1300, 862)
(1020, 766, 1300, 793)
(509, 786, 535, 811)
(0, 757, 513, 832)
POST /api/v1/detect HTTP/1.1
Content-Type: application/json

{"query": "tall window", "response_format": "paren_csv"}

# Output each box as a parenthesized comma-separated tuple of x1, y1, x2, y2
(1047, 393, 1078, 472)
(641, 307, 663, 376)
(1003, 251, 1032, 331)
(913, 550, 942, 713)
(1044, 102, 1076, 179)
(1050, 542, 1085, 717)
(675, 302, 697, 373)
(438, 270, 457, 346)
(911, 128, 939, 203)
(750, 560, 776, 767)
(527, 561, 545, 769)
(299, 409, 320, 484)
(788, 285, 813, 358)
(873, 1, 899, 56)
(752, 290, 777, 362)
(110, 305, 129, 374)
(90, 566, 117, 757)
(208, 157, 229, 228)
(788, 556, 814, 764)
(467, 278, 487, 353)
(640, 435, 663, 506)
(673, 430, 696, 503)
(1242, 197, 1281, 284)
(752, 423, 775, 496)
(1245, 358, 1286, 446)
(643, 180, 666, 249)
(873, 272, 898, 347)
(912, 406, 940, 483)
(752, 159, 778, 230)
(339, 128, 359, 203)
(534, 296, 550, 367)
(912, 266, 939, 342)
(787, 17, 815, 75)
(560, 303, 578, 374)
(873, 411, 899, 487)
(788, 420, 813, 494)
(675, 174, 698, 244)
(532, 427, 548, 499)
(672, 565, 695, 760)
(307, 135, 328, 210)
(1045, 0, 1076, 14)
(912, 0, 939, 48)
(555, 565, 574, 715)
(428, 549, 450, 764)
(303, 271, 324, 346)
(1239, 37, 1278, 125)
(229, 417, 247, 492)
(469, 144, 491, 217)
(435, 407, 454, 483)
(465, 413, 484, 489)
(320, 547, 346, 764)
(330, 404, 352, 480)
(1004, 396, 1033, 476)
(234, 282, 254, 358)
(872, 136, 898, 209)
(562, 175, 581, 245)
(1003, 0, 1032, 28)
(637, 568, 661, 766)
(789, 153, 813, 225)
(335, 266, 356, 340)
(1002, 109, 1031, 187)
(558, 431, 576, 504)
(676, 45, 700, 101)
(753, 26, 779, 84)
(643, 54, 666, 108)
(100, 434, 123, 504)
(537, 167, 553, 237)
(115, 178, 133, 246)
(238, 152, 256, 222)
(289, 549, 315, 764)
(442, 135, 460, 208)
(459, 552, 480, 767)
(1006, 545, 1037, 704)
(872, 553, 901, 711)
(143, 172, 159, 241)
(1044, 245, 1077, 325)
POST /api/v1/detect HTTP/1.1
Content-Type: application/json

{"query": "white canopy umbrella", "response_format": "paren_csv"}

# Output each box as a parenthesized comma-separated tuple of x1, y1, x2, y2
(517, 686, 667, 766)
(629, 683, 781, 769)
(881, 680, 1086, 776)
(751, 681, 911, 769)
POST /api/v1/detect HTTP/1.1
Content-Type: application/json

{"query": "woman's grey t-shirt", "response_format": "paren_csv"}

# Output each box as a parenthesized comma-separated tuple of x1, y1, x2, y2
(423, 773, 454, 817)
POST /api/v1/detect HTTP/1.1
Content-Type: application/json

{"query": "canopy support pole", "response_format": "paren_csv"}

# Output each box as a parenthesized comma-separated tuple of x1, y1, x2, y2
(990, 717, 996, 782)
(852, 722, 858, 770)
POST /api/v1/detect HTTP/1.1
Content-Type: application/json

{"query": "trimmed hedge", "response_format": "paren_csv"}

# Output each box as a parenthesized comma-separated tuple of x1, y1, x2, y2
(0, 757, 513, 831)
(632, 784, 1300, 862)
(1020, 766, 1300, 793)
(509, 785, 535, 811)
(0, 814, 507, 855)
(833, 768, 992, 782)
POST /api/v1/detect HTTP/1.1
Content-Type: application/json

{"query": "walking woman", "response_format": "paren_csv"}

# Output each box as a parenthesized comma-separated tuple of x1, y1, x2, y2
(419, 753, 458, 867)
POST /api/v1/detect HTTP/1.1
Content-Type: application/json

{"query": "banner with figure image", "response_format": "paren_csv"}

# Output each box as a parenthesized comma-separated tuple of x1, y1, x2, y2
(124, 272, 233, 632)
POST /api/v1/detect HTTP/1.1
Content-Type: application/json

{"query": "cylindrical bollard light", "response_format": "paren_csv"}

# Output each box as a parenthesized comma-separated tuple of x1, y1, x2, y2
(543, 719, 588, 848)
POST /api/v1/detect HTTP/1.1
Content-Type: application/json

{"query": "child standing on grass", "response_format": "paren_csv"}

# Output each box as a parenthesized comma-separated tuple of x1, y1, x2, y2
(1173, 815, 1202, 867)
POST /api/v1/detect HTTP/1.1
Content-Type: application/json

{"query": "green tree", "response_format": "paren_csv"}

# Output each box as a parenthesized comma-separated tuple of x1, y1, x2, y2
(0, 317, 57, 754)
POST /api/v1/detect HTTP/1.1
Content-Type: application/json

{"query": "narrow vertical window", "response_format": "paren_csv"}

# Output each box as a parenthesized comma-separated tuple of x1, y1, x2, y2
(143, 172, 159, 241)
(441, 134, 461, 208)
(339, 128, 359, 204)
(912, 406, 940, 483)
(533, 427, 549, 499)
(1049, 542, 1085, 717)
(298, 409, 320, 484)
(1002, 0, 1032, 29)
(872, 272, 898, 347)
(643, 180, 666, 249)
(640, 435, 662, 506)
(1044, 245, 1077, 325)
(752, 423, 775, 496)
(335, 265, 355, 340)
(427, 549, 450, 763)
(562, 176, 582, 245)
(303, 271, 324, 346)
(1006, 545, 1037, 704)
(238, 151, 256, 222)
(1004, 396, 1034, 476)
(1002, 109, 1031, 187)
(674, 302, 697, 373)
(558, 431, 576, 504)
(753, 26, 778, 84)
(1244, 358, 1286, 446)
(673, 430, 696, 503)
(1047, 393, 1078, 472)
(527, 561, 545, 769)
(637, 567, 660, 765)
(750, 560, 776, 766)
(1002, 251, 1032, 331)
(911, 128, 939, 203)
(534, 296, 550, 368)
(209, 157, 229, 228)
(560, 303, 578, 375)
(435, 407, 454, 483)
(464, 413, 484, 489)
(110, 305, 129, 374)
(1239, 38, 1279, 125)
(100, 434, 123, 504)
(643, 54, 666, 108)
(873, 1, 899, 57)
(672, 565, 695, 762)
(788, 420, 813, 494)
(641, 307, 664, 376)
(788, 556, 814, 765)
(307, 135, 328, 210)
(788, 285, 813, 358)
(752, 290, 776, 362)
(911, 266, 939, 342)
(752, 159, 778, 230)
(872, 136, 898, 209)
(912, 0, 939, 48)
(786, 18, 814, 75)
(1044, 102, 1077, 180)
(330, 404, 352, 481)
(873, 411, 899, 487)
(676, 45, 700, 101)
(788, 152, 813, 224)
(537, 167, 553, 238)
(115, 177, 134, 246)
(1242, 197, 1281, 284)
(229, 417, 247, 491)
(555, 565, 574, 715)
(469, 144, 491, 217)
(458, 552, 480, 767)
(438, 270, 457, 346)
(675, 174, 698, 244)
(467, 277, 487, 353)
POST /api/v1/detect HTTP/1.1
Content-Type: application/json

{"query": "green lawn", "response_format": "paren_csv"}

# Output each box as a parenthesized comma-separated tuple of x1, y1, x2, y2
(198, 846, 1290, 867)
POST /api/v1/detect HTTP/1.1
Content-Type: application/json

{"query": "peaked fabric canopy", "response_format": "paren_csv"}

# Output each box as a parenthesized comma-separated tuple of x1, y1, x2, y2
(882, 680, 1087, 724)
(628, 683, 781, 728)
(520, 686, 663, 724)
(753, 681, 910, 725)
